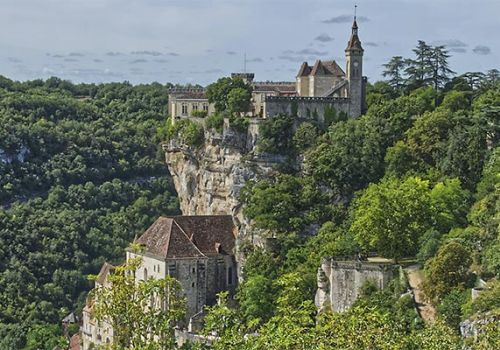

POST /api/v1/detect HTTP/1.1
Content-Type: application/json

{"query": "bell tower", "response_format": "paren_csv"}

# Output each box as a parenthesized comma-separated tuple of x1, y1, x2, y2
(345, 7, 364, 117)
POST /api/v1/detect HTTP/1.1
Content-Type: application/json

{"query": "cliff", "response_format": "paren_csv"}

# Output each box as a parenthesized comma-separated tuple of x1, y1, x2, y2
(162, 119, 286, 247)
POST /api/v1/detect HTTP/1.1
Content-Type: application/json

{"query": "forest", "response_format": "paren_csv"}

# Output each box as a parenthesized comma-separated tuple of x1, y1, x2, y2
(0, 39, 499, 349)
(0, 78, 180, 349)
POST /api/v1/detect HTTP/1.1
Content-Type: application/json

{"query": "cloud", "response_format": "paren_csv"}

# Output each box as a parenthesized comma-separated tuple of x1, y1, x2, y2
(296, 48, 328, 56)
(365, 41, 378, 47)
(226, 51, 237, 55)
(247, 57, 263, 63)
(449, 48, 467, 53)
(204, 69, 224, 74)
(130, 59, 148, 64)
(472, 45, 491, 55)
(131, 50, 163, 56)
(52, 54, 64, 58)
(322, 15, 369, 24)
(277, 55, 303, 63)
(69, 52, 85, 57)
(167, 52, 179, 56)
(154, 58, 169, 63)
(106, 51, 123, 57)
(93, 59, 103, 63)
(7, 57, 23, 63)
(64, 58, 79, 62)
(315, 33, 334, 42)
(431, 39, 467, 48)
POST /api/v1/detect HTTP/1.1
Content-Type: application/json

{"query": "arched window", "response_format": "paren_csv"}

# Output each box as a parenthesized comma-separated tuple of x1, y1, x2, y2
(144, 268, 148, 281)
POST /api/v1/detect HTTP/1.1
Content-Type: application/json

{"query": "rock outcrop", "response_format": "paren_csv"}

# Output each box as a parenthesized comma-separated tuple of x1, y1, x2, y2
(163, 119, 286, 249)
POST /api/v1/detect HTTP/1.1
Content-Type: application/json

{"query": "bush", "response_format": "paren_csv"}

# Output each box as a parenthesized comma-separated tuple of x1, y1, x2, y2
(191, 110, 208, 118)
(257, 114, 295, 154)
(293, 122, 319, 151)
(438, 289, 468, 330)
(205, 113, 224, 133)
(166, 119, 204, 147)
(229, 115, 250, 133)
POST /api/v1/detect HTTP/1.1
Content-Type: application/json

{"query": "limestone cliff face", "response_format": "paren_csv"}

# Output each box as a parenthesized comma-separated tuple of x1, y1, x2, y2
(163, 120, 284, 246)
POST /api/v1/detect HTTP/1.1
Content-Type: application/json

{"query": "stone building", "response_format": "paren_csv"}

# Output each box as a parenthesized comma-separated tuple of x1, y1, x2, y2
(168, 18, 366, 121)
(81, 215, 237, 349)
(128, 215, 238, 318)
(315, 259, 396, 313)
(81, 262, 115, 349)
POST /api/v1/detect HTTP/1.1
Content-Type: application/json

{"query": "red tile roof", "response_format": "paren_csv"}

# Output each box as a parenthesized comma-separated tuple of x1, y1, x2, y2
(135, 216, 236, 259)
(70, 334, 81, 350)
(96, 262, 114, 286)
(309, 60, 345, 77)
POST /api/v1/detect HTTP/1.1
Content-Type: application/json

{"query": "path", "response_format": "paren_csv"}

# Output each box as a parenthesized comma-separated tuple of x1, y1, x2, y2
(406, 264, 436, 323)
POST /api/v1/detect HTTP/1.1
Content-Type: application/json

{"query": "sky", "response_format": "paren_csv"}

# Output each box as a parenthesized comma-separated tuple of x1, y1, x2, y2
(1, 0, 499, 86)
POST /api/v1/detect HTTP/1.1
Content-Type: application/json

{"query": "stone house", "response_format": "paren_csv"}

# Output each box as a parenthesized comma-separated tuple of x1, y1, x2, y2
(81, 215, 237, 349)
(127, 215, 238, 318)
(81, 262, 115, 350)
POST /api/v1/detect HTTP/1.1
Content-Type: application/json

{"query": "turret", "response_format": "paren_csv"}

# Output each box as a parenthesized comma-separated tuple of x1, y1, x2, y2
(345, 16, 364, 117)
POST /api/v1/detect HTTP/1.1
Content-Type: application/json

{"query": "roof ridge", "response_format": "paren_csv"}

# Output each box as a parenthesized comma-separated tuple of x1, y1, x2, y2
(172, 219, 206, 257)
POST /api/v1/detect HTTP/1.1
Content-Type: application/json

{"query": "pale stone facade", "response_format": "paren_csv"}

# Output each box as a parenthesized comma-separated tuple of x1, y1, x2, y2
(315, 259, 396, 313)
(81, 216, 237, 349)
(81, 263, 114, 350)
(168, 19, 366, 121)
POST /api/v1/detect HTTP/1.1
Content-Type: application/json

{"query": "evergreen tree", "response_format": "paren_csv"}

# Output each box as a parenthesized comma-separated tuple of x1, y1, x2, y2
(382, 56, 406, 91)
(429, 45, 455, 91)
(405, 40, 433, 88)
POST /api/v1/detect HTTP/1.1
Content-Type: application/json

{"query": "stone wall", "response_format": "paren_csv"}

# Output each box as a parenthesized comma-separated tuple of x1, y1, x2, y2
(264, 96, 351, 121)
(315, 259, 396, 313)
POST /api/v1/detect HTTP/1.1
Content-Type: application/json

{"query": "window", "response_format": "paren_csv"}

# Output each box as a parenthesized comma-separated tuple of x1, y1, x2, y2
(203, 103, 209, 112)
(181, 103, 188, 115)
(144, 268, 148, 281)
(191, 282, 195, 288)
(192, 267, 196, 274)
(192, 103, 198, 111)
(228, 266, 234, 285)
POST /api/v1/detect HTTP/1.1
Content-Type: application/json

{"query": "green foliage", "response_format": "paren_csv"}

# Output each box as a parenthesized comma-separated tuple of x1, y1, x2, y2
(257, 114, 295, 154)
(323, 106, 347, 127)
(191, 110, 208, 118)
(292, 122, 319, 151)
(0, 79, 180, 346)
(165, 119, 204, 146)
(472, 280, 500, 314)
(206, 77, 252, 113)
(91, 257, 185, 349)
(423, 241, 472, 301)
(228, 115, 250, 133)
(205, 113, 224, 133)
(437, 289, 469, 330)
(241, 175, 331, 233)
(350, 177, 432, 260)
(24, 323, 67, 350)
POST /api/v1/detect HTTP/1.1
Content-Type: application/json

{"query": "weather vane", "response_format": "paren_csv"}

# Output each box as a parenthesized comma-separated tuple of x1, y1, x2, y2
(354, 4, 357, 20)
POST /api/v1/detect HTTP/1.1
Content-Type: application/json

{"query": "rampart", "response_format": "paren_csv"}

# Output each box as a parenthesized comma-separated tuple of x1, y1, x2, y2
(315, 259, 396, 313)
(264, 96, 352, 122)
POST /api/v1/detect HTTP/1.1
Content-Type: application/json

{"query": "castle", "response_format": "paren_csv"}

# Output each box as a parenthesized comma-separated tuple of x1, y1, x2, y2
(168, 18, 366, 121)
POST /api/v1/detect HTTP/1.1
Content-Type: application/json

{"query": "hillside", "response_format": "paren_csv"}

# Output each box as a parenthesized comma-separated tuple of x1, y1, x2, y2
(0, 77, 180, 348)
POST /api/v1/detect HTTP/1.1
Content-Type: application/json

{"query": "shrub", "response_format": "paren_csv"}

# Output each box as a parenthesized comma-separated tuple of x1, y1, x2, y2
(191, 110, 208, 118)
(205, 113, 224, 133)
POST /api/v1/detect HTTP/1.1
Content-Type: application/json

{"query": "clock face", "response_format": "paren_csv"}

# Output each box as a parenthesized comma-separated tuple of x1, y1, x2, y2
(353, 61, 359, 67)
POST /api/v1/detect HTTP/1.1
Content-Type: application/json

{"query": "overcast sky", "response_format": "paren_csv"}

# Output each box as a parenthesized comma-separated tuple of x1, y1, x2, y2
(1, 0, 498, 85)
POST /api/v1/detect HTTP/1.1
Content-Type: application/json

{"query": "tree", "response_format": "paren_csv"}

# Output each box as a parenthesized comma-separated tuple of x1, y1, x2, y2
(405, 40, 433, 89)
(350, 176, 432, 261)
(227, 87, 252, 114)
(422, 241, 472, 301)
(206, 77, 252, 113)
(90, 256, 186, 349)
(429, 45, 455, 92)
(382, 56, 407, 91)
